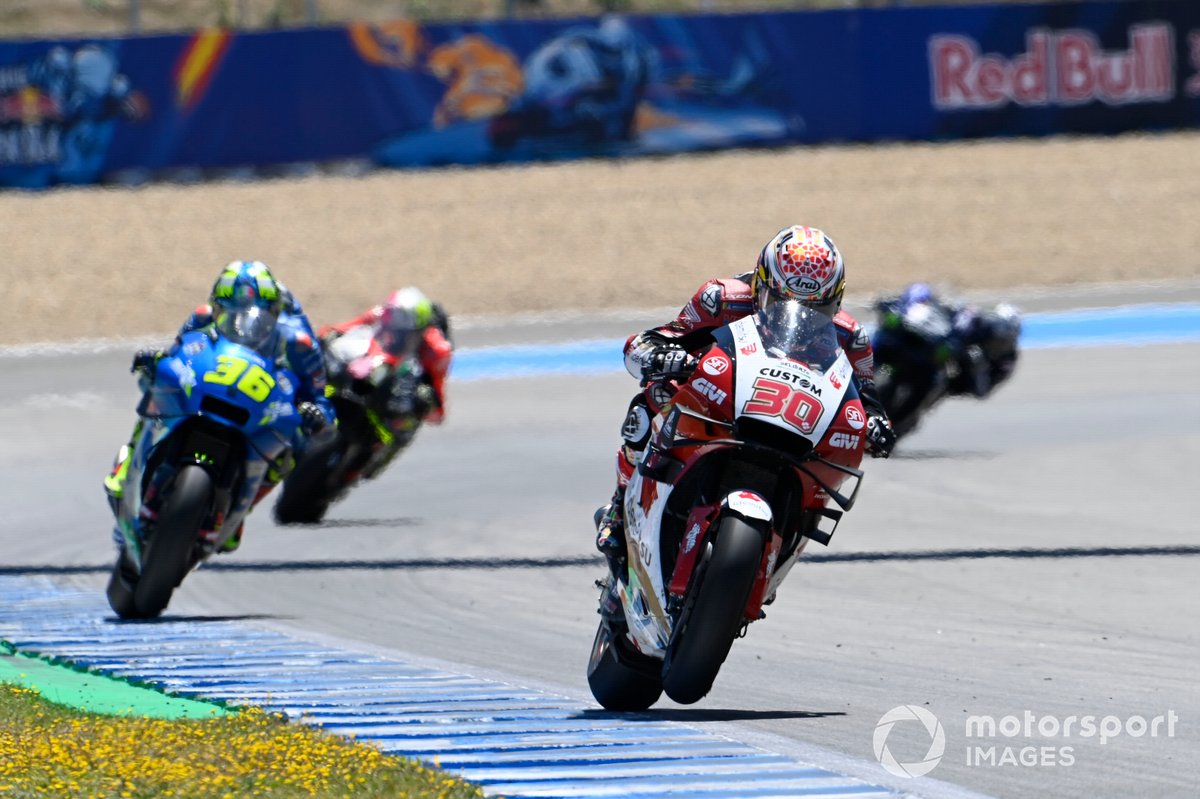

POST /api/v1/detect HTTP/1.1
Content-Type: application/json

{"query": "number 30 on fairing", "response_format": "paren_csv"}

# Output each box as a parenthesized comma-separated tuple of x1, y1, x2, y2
(742, 377, 823, 434)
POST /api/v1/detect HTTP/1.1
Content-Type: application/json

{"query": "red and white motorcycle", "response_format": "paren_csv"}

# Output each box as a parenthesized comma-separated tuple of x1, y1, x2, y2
(588, 301, 867, 709)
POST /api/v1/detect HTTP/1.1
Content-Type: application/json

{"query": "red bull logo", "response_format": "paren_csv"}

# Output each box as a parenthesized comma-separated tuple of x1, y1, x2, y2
(930, 23, 1175, 109)
(0, 86, 61, 125)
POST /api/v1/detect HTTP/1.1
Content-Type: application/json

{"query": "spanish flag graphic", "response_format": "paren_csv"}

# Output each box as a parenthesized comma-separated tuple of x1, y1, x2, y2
(174, 28, 232, 109)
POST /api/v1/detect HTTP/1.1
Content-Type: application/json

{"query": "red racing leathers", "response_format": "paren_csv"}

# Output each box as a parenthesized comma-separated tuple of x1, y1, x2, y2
(319, 306, 453, 424)
(615, 274, 886, 489)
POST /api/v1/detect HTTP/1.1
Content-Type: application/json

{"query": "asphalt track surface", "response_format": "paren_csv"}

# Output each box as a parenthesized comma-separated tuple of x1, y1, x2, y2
(2, 289, 1197, 799)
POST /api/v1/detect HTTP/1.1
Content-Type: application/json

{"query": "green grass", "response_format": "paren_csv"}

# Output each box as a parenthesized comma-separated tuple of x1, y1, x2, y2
(0, 683, 487, 799)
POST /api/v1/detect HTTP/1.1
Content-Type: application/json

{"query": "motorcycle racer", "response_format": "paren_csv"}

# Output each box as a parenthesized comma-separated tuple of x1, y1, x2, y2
(876, 282, 1021, 400)
(595, 225, 895, 575)
(318, 287, 453, 474)
(103, 260, 334, 551)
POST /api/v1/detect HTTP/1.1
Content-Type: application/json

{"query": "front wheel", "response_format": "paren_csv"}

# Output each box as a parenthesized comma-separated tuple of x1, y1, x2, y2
(273, 434, 344, 525)
(132, 465, 212, 619)
(662, 514, 764, 705)
(587, 618, 664, 711)
(875, 366, 922, 440)
(105, 553, 138, 619)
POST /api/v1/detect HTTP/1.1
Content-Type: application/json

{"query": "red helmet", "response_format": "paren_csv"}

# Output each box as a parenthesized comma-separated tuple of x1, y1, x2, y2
(752, 226, 846, 317)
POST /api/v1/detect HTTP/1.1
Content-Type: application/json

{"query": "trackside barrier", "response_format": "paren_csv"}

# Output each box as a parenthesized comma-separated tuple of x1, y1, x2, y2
(2, 1, 1200, 188)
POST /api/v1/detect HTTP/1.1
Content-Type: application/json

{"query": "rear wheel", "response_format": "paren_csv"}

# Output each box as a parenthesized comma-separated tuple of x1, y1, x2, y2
(587, 618, 664, 711)
(662, 514, 763, 705)
(132, 465, 212, 619)
(273, 434, 343, 525)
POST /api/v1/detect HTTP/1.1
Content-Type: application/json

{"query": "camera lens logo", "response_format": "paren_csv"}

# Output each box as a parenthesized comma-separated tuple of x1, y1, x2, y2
(873, 705, 946, 778)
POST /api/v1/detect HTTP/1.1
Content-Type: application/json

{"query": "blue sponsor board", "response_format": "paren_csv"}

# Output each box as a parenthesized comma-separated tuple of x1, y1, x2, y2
(2, 2, 1200, 187)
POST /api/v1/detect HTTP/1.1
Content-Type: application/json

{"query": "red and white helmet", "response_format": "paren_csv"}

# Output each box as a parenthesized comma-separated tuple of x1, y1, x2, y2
(753, 225, 846, 317)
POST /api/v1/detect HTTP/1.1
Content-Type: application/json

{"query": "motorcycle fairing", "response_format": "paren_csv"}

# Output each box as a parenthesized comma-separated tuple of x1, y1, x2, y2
(622, 464, 674, 655)
(728, 314, 853, 447)
(119, 332, 301, 559)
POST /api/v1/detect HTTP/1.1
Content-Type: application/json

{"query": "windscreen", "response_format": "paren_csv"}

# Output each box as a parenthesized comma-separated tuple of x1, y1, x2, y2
(754, 300, 842, 372)
(215, 306, 278, 355)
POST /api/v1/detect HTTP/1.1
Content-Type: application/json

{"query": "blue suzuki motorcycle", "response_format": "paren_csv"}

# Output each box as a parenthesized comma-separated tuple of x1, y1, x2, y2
(107, 311, 302, 619)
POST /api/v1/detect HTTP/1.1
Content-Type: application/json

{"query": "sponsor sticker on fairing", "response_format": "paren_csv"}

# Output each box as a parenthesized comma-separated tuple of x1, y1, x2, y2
(169, 360, 197, 392)
(830, 432, 860, 450)
(702, 354, 730, 376)
(723, 490, 773, 523)
(692, 378, 728, 405)
(845, 405, 865, 430)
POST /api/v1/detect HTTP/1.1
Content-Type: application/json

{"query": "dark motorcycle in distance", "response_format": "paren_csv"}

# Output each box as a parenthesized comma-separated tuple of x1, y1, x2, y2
(871, 293, 1021, 440)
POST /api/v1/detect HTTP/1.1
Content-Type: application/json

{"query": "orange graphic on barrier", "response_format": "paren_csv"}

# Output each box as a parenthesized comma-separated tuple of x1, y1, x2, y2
(175, 28, 232, 109)
(427, 35, 523, 128)
(348, 20, 425, 69)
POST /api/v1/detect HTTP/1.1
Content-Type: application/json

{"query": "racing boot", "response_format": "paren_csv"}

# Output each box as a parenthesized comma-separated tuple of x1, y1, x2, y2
(220, 524, 244, 554)
(104, 421, 144, 515)
(103, 444, 132, 516)
(594, 486, 628, 582)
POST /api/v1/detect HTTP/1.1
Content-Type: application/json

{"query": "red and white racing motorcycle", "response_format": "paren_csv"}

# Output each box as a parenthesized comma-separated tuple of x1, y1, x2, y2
(588, 301, 867, 709)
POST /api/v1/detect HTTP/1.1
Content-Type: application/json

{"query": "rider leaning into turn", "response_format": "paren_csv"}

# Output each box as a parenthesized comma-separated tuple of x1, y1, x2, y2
(318, 287, 454, 477)
(103, 260, 335, 551)
(878, 283, 1017, 400)
(321, 287, 453, 420)
(876, 282, 1021, 400)
(594, 225, 897, 576)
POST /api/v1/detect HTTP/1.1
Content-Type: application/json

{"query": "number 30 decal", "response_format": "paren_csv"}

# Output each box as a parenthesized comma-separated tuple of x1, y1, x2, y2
(743, 377, 823, 434)
(203, 355, 276, 402)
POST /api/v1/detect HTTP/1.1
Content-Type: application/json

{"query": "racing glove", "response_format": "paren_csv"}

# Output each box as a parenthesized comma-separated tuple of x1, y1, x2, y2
(412, 383, 437, 418)
(298, 402, 327, 435)
(130, 349, 163, 376)
(637, 343, 697, 379)
(865, 415, 896, 459)
(384, 373, 419, 417)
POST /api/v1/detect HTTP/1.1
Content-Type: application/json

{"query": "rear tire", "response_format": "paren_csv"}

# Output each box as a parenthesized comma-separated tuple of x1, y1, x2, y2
(662, 514, 763, 705)
(273, 434, 343, 525)
(587, 618, 664, 711)
(132, 465, 211, 619)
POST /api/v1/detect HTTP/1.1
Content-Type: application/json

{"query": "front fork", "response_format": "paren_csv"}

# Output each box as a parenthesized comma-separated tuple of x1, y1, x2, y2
(666, 490, 778, 627)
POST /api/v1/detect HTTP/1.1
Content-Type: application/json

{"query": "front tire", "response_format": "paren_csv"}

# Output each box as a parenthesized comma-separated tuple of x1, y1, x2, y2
(132, 465, 212, 619)
(587, 618, 664, 711)
(274, 434, 343, 525)
(105, 554, 138, 619)
(662, 514, 763, 705)
(876, 366, 920, 440)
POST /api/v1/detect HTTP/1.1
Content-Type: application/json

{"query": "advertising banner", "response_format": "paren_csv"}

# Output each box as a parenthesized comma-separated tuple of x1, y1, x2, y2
(2, 2, 1199, 188)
